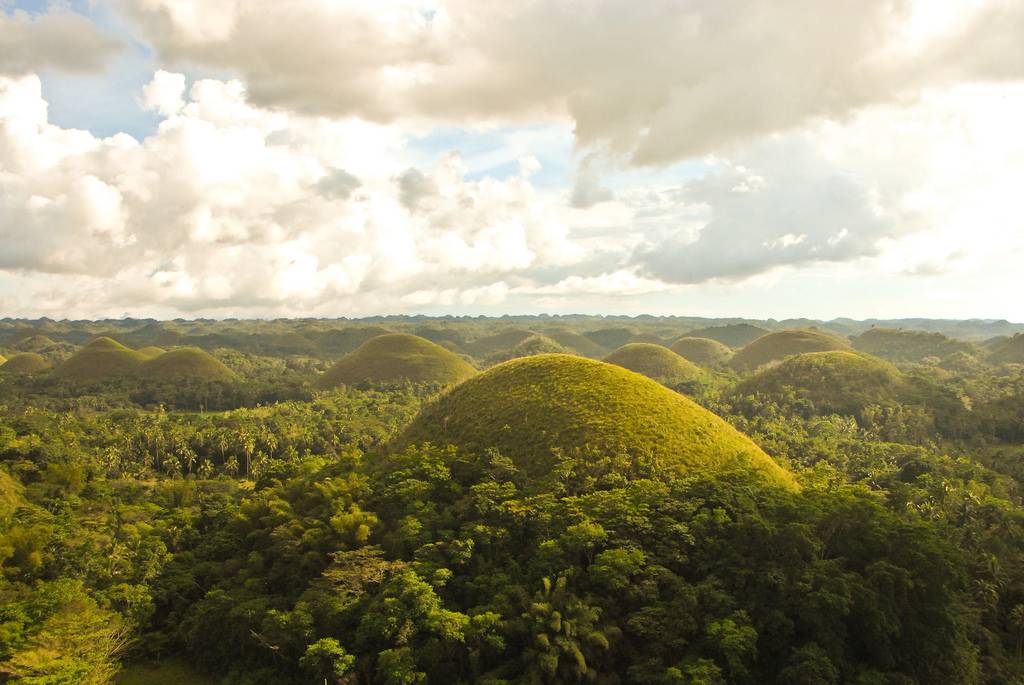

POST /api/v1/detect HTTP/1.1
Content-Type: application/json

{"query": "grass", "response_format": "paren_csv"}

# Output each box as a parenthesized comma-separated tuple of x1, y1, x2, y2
(603, 343, 703, 385)
(53, 337, 146, 381)
(730, 329, 850, 372)
(137, 346, 167, 359)
(465, 328, 536, 358)
(395, 354, 796, 489)
(670, 337, 734, 367)
(118, 660, 217, 685)
(0, 352, 51, 373)
(542, 329, 606, 358)
(318, 333, 477, 389)
(736, 351, 904, 415)
(489, 334, 570, 364)
(0, 354, 5, 365)
(140, 348, 237, 381)
(685, 323, 769, 348)
(582, 327, 635, 351)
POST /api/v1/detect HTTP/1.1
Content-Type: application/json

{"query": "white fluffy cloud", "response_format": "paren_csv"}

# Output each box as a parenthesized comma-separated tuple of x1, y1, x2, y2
(120, 0, 1024, 164)
(0, 7, 123, 75)
(0, 72, 588, 316)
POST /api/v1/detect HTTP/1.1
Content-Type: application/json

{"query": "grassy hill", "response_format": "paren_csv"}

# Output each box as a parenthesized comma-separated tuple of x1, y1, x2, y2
(685, 323, 769, 348)
(989, 334, 1024, 364)
(730, 329, 851, 371)
(137, 346, 166, 359)
(540, 327, 606, 358)
(604, 343, 703, 386)
(139, 348, 237, 381)
(317, 334, 477, 389)
(313, 326, 393, 355)
(0, 354, 5, 366)
(583, 327, 635, 351)
(465, 328, 535, 359)
(735, 351, 904, 416)
(852, 327, 973, 363)
(489, 334, 569, 365)
(0, 352, 51, 374)
(670, 337, 734, 367)
(53, 337, 146, 382)
(395, 354, 796, 488)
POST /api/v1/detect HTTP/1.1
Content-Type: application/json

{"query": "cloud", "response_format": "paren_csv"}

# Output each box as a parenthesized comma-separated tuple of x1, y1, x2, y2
(633, 138, 909, 283)
(0, 7, 123, 76)
(120, 0, 1024, 166)
(0, 71, 590, 316)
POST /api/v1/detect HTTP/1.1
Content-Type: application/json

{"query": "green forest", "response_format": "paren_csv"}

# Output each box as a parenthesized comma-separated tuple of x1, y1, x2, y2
(2, 316, 1024, 684)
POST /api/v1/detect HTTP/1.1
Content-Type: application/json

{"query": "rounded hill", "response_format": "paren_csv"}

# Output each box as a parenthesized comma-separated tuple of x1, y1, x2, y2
(137, 346, 166, 359)
(490, 335, 569, 364)
(395, 354, 796, 489)
(0, 352, 51, 374)
(53, 337, 144, 382)
(730, 329, 850, 372)
(685, 323, 768, 348)
(670, 337, 734, 367)
(139, 348, 236, 381)
(604, 343, 702, 386)
(735, 351, 903, 416)
(317, 334, 477, 389)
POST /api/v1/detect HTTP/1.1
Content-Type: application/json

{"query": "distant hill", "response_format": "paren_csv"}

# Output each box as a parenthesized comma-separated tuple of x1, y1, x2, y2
(137, 346, 166, 359)
(989, 334, 1024, 364)
(540, 328, 606, 358)
(670, 337, 734, 367)
(685, 323, 769, 348)
(139, 348, 237, 381)
(489, 335, 569, 365)
(395, 354, 796, 489)
(735, 351, 904, 416)
(313, 326, 394, 355)
(852, 328, 973, 363)
(604, 343, 702, 386)
(583, 328, 635, 351)
(317, 333, 477, 389)
(731, 329, 850, 372)
(0, 352, 51, 374)
(53, 337, 145, 382)
(464, 328, 536, 359)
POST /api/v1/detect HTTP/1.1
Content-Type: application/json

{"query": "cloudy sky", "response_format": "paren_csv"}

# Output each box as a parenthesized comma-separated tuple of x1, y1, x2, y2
(1, 0, 1023, 320)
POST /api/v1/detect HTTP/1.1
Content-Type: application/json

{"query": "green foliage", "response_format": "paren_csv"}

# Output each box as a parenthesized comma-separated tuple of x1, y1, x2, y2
(395, 354, 796, 488)
(735, 351, 904, 417)
(730, 329, 851, 371)
(989, 334, 1024, 365)
(318, 334, 477, 389)
(853, 327, 975, 363)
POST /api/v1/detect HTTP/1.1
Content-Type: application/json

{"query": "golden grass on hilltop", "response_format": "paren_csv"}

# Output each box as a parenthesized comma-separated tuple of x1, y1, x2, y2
(395, 354, 796, 489)
(317, 333, 477, 389)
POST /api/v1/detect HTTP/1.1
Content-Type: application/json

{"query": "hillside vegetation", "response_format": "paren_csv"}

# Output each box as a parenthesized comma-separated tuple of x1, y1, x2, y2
(317, 334, 477, 389)
(396, 354, 796, 488)
(139, 348, 237, 381)
(603, 343, 703, 386)
(990, 334, 1024, 364)
(735, 351, 905, 416)
(853, 327, 974, 362)
(686, 323, 769, 347)
(0, 352, 50, 374)
(670, 336, 734, 367)
(731, 329, 851, 371)
(53, 337, 146, 381)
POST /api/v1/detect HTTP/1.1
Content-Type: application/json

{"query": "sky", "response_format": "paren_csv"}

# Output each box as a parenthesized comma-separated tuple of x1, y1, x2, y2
(1, 0, 1023, 321)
